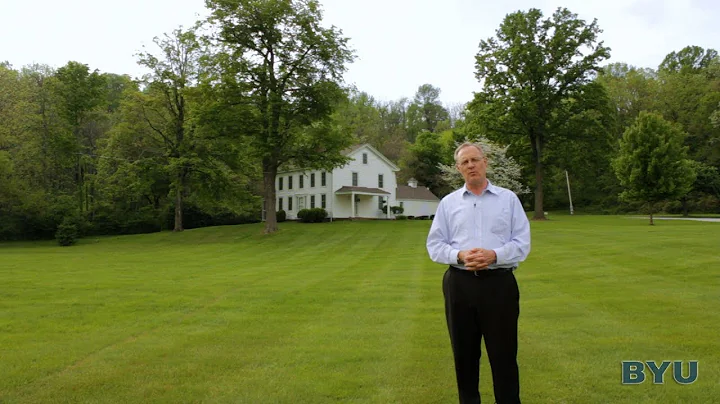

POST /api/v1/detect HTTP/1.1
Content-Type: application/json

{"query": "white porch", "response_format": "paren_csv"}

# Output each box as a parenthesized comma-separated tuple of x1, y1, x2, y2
(333, 186, 391, 219)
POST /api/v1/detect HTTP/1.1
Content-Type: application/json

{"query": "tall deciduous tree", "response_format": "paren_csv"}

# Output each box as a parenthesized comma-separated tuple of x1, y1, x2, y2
(596, 63, 658, 138)
(613, 112, 696, 225)
(400, 131, 446, 196)
(136, 27, 203, 232)
(53, 61, 107, 214)
(469, 7, 610, 219)
(659, 46, 719, 75)
(205, 0, 355, 233)
(406, 84, 449, 140)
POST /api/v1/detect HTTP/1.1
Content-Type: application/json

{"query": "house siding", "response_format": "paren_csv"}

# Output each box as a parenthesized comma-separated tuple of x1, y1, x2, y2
(397, 199, 439, 217)
(276, 169, 332, 220)
(331, 147, 397, 219)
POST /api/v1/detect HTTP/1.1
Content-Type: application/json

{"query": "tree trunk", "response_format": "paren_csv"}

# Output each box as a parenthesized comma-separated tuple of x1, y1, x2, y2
(532, 134, 546, 220)
(649, 211, 654, 226)
(263, 159, 279, 234)
(682, 197, 689, 217)
(173, 170, 184, 232)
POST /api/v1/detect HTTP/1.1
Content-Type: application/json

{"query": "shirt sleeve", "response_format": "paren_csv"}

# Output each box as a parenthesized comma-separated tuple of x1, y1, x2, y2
(426, 198, 460, 265)
(493, 193, 531, 266)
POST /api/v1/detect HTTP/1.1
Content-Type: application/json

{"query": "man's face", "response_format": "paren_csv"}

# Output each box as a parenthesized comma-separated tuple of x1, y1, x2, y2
(456, 146, 487, 187)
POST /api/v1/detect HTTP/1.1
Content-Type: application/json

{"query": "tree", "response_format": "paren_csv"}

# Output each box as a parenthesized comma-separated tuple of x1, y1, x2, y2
(406, 84, 449, 140)
(439, 137, 529, 196)
(613, 112, 696, 225)
(659, 46, 719, 75)
(53, 61, 108, 214)
(469, 7, 610, 219)
(136, 27, 204, 232)
(654, 47, 720, 167)
(400, 131, 446, 196)
(596, 63, 658, 138)
(205, 0, 355, 233)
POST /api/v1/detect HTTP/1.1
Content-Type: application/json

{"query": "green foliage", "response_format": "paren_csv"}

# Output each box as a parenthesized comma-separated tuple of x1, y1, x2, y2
(406, 84, 449, 140)
(297, 208, 327, 223)
(394, 214, 408, 220)
(381, 205, 404, 215)
(613, 112, 697, 223)
(400, 131, 447, 196)
(468, 7, 611, 219)
(205, 0, 355, 233)
(277, 210, 287, 222)
(55, 217, 79, 246)
(659, 46, 719, 75)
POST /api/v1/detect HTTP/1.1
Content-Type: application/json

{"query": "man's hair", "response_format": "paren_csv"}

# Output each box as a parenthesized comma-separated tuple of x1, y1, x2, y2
(454, 142, 485, 163)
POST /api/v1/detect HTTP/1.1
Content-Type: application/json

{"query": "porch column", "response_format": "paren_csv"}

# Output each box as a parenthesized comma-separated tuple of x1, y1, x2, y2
(351, 192, 355, 219)
(386, 196, 390, 219)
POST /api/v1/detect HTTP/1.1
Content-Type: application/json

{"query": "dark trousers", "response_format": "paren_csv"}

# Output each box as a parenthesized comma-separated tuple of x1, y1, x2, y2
(443, 267, 521, 404)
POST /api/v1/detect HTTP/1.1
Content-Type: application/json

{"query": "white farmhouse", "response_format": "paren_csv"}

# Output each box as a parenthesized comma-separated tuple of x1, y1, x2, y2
(270, 144, 440, 220)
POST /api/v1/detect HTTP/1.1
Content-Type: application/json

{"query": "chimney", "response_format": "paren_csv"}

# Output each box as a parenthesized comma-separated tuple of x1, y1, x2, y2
(408, 178, 417, 188)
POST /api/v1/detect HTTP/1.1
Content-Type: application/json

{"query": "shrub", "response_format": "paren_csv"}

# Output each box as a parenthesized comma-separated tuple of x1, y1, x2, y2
(297, 208, 327, 223)
(395, 215, 408, 220)
(277, 209, 287, 222)
(55, 217, 79, 246)
(381, 205, 405, 215)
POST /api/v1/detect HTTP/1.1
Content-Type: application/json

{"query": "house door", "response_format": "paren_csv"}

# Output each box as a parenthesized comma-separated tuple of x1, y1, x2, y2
(298, 196, 305, 210)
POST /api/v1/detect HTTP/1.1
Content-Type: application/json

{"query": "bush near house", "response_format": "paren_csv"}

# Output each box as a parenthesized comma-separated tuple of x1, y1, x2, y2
(381, 205, 404, 215)
(297, 208, 327, 223)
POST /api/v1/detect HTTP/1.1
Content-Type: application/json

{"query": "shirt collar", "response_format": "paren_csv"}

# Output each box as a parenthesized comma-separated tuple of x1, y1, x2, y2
(462, 180, 499, 196)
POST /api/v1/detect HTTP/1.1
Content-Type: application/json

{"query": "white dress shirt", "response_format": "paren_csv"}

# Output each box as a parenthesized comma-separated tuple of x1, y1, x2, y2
(426, 181, 531, 270)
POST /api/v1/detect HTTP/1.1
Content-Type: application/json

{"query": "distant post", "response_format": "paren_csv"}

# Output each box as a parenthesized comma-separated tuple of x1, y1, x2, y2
(565, 170, 574, 215)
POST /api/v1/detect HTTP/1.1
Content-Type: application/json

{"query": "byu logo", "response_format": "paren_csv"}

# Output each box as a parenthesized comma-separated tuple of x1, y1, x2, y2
(622, 361, 698, 384)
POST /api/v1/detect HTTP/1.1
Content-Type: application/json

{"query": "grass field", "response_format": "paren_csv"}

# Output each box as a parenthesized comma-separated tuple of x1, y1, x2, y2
(1, 216, 719, 403)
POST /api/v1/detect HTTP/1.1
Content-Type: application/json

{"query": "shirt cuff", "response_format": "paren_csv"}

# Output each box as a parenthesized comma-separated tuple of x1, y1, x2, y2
(492, 248, 503, 265)
(450, 249, 461, 265)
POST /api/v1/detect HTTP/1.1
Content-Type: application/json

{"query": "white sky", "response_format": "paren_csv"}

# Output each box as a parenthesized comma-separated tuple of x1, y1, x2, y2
(1, 0, 718, 105)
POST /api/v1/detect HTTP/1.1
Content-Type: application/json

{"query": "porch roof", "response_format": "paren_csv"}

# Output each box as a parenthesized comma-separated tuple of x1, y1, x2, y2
(335, 186, 390, 196)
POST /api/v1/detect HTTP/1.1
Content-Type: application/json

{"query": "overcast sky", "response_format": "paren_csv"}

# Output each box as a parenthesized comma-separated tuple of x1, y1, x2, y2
(1, 0, 718, 105)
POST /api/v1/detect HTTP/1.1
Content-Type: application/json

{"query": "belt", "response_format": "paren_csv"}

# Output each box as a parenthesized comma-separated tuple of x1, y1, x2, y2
(449, 265, 516, 276)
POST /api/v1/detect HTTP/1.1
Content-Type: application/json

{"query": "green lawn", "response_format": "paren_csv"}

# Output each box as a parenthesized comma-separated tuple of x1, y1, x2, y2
(1, 216, 718, 403)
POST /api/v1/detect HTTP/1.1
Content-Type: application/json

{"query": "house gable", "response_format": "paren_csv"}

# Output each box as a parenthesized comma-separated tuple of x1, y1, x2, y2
(344, 144, 400, 172)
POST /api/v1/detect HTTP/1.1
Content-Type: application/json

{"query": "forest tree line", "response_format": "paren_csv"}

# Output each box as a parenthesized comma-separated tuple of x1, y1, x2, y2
(1, 1, 719, 240)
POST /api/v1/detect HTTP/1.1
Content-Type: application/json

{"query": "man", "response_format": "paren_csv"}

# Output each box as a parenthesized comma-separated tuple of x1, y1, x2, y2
(426, 142, 531, 404)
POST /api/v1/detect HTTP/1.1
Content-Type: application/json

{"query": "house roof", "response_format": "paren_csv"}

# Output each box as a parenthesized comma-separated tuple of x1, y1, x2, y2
(344, 143, 400, 172)
(278, 143, 398, 174)
(396, 185, 440, 201)
(335, 186, 390, 195)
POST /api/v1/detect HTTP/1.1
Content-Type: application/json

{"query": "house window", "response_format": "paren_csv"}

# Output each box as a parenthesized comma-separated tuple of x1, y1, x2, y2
(352, 172, 358, 186)
(378, 174, 384, 188)
(321, 194, 326, 208)
(278, 177, 283, 190)
(310, 173, 315, 187)
(311, 195, 315, 208)
(299, 175, 304, 189)
(362, 153, 368, 164)
(378, 196, 384, 210)
(399, 201, 404, 208)
(278, 197, 283, 211)
(321, 172, 326, 186)
(288, 196, 293, 211)
(288, 175, 293, 190)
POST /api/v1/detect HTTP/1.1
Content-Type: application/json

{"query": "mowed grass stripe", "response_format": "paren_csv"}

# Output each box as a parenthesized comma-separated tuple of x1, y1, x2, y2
(1, 217, 719, 403)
